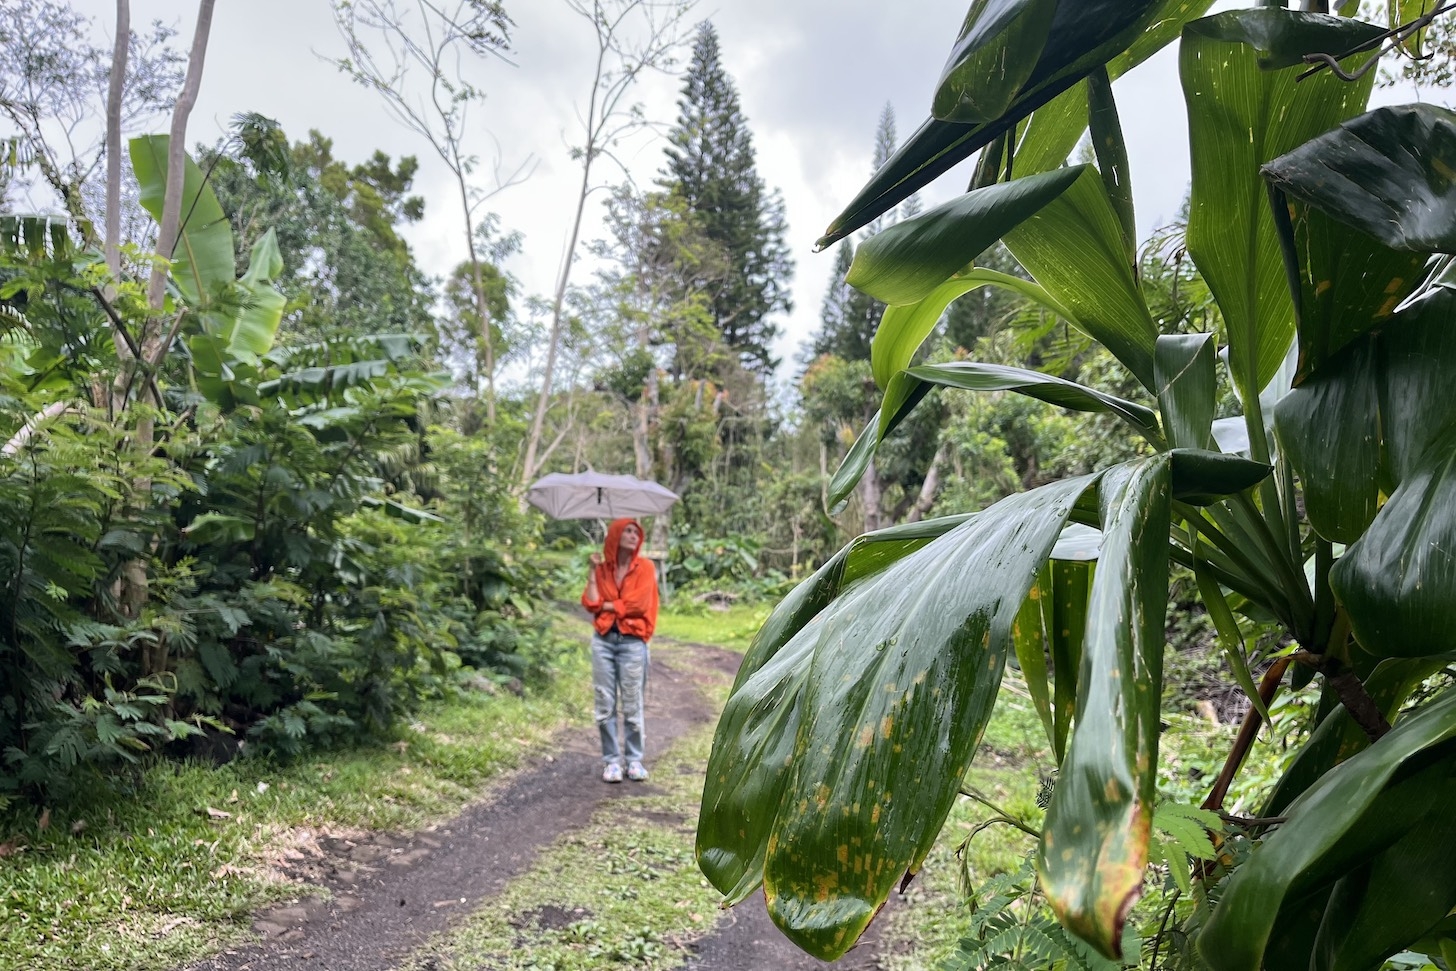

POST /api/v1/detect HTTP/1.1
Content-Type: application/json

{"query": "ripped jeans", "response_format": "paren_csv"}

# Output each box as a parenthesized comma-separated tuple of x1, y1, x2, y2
(590, 632, 648, 765)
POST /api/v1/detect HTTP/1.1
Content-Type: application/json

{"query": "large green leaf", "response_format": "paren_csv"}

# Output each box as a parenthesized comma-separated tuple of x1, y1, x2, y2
(1278, 288, 1456, 544)
(227, 228, 286, 361)
(846, 167, 1083, 308)
(703, 476, 1100, 960)
(1039, 455, 1171, 959)
(1166, 449, 1272, 506)
(1155, 334, 1217, 450)
(1372, 290, 1456, 489)
(1308, 773, 1456, 971)
(825, 360, 1160, 510)
(129, 135, 236, 311)
(1014, 547, 1096, 764)
(1007, 0, 1217, 180)
(1264, 104, 1456, 255)
(933, 0, 1059, 124)
(1003, 166, 1160, 389)
(1086, 67, 1135, 270)
(698, 513, 976, 900)
(869, 269, 1071, 391)
(906, 361, 1161, 435)
(1181, 11, 1384, 406)
(1200, 690, 1456, 971)
(1268, 195, 1426, 384)
(819, 0, 1178, 248)
(1273, 336, 1382, 544)
(1332, 421, 1456, 659)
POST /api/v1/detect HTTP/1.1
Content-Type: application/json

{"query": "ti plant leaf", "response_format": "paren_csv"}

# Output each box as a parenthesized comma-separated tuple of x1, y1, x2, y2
(933, 0, 1060, 125)
(869, 269, 1072, 392)
(1264, 104, 1456, 256)
(1086, 67, 1136, 271)
(1332, 422, 1456, 660)
(1182, 10, 1384, 409)
(700, 475, 1100, 960)
(698, 513, 976, 901)
(1199, 690, 1456, 971)
(824, 360, 1161, 511)
(1014, 551, 1095, 764)
(1038, 455, 1171, 960)
(1154, 333, 1217, 451)
(846, 167, 1083, 308)
(1003, 166, 1160, 391)
(820, 0, 1187, 248)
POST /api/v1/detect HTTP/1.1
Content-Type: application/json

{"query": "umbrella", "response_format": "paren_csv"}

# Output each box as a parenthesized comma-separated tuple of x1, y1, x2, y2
(526, 471, 680, 520)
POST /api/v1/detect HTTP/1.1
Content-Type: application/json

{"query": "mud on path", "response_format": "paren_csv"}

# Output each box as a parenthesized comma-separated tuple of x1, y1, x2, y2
(180, 639, 900, 971)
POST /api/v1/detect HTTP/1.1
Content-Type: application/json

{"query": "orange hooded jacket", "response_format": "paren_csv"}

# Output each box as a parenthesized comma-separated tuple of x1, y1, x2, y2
(581, 518, 659, 641)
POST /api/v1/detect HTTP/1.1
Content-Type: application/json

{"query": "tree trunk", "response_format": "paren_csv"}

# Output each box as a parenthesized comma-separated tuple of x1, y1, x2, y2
(458, 172, 496, 423)
(905, 444, 947, 524)
(860, 456, 883, 534)
(104, 0, 129, 284)
(124, 0, 216, 666)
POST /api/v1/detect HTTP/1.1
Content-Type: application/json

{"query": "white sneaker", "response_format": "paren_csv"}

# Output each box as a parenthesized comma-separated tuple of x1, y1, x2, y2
(627, 761, 649, 782)
(602, 762, 623, 783)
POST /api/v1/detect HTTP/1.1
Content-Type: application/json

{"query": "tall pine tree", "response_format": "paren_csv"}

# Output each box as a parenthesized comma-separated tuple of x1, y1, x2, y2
(660, 22, 792, 375)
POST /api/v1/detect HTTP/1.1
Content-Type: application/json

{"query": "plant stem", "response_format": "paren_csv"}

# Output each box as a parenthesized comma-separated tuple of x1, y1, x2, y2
(959, 786, 1041, 839)
(1201, 655, 1292, 812)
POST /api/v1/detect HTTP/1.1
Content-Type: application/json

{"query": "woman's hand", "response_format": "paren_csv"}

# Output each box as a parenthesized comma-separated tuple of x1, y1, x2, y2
(589, 552, 604, 567)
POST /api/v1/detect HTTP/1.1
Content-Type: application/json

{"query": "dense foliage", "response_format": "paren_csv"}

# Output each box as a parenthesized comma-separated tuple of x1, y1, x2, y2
(0, 130, 546, 806)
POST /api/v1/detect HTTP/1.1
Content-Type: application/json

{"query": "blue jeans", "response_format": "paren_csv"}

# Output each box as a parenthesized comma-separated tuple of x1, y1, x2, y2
(591, 632, 647, 765)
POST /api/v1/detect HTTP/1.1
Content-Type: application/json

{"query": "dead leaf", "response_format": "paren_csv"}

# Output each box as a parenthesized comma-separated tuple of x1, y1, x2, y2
(200, 807, 232, 820)
(0, 842, 23, 858)
(70, 819, 86, 835)
(227, 788, 239, 804)
(37, 807, 50, 831)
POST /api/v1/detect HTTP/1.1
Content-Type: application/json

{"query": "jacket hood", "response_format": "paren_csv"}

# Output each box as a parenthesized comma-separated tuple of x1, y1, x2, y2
(602, 518, 643, 565)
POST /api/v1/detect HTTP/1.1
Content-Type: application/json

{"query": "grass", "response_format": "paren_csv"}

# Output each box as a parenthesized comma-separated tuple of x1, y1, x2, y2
(0, 626, 593, 971)
(654, 600, 772, 653)
(402, 676, 731, 971)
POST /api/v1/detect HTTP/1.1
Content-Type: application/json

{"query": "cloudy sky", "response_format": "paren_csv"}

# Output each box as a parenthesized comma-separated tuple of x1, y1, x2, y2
(97, 1, 1421, 382)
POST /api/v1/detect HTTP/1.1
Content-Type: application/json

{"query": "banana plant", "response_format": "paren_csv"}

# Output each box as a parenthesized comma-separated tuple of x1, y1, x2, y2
(698, 2, 1456, 967)
(131, 134, 287, 410)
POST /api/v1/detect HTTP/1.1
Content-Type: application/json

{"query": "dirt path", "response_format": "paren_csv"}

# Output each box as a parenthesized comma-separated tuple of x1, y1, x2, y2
(181, 640, 900, 971)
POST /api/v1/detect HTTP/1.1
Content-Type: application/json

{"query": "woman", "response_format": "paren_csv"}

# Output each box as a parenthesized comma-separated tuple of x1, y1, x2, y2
(581, 518, 658, 783)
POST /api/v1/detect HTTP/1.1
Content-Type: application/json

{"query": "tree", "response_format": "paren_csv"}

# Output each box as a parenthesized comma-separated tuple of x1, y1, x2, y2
(699, 3, 1456, 968)
(437, 219, 521, 393)
(205, 129, 439, 345)
(331, 0, 529, 421)
(659, 21, 792, 375)
(518, 0, 696, 495)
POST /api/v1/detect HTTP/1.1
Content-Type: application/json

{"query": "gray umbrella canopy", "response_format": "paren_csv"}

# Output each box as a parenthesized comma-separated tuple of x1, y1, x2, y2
(526, 471, 680, 520)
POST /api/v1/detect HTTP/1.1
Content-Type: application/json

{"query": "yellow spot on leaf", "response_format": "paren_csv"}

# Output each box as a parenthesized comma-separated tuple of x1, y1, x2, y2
(880, 716, 893, 738)
(858, 725, 874, 748)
